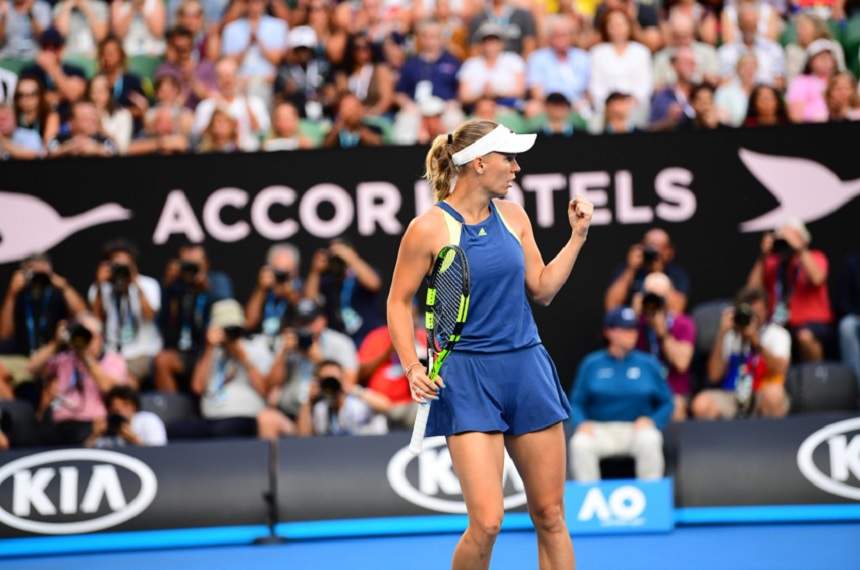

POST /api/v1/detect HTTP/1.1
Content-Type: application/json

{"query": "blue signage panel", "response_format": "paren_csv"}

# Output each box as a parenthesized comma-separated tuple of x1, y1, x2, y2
(565, 478, 674, 534)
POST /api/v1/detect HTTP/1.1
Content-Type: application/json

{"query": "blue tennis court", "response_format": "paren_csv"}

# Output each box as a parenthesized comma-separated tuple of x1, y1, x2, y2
(3, 522, 856, 570)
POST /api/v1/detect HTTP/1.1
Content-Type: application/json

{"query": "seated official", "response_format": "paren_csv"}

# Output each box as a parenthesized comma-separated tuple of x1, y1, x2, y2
(693, 287, 790, 419)
(569, 307, 673, 482)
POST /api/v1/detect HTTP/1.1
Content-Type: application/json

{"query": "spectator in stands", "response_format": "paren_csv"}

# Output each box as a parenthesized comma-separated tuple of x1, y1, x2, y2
(171, 299, 273, 438)
(715, 52, 758, 126)
(392, 93, 451, 145)
(154, 243, 230, 391)
(110, 0, 166, 58)
(531, 92, 587, 136)
(305, 239, 382, 344)
(128, 100, 191, 154)
(747, 219, 833, 362)
(297, 360, 388, 436)
(594, 0, 662, 52)
(694, 286, 790, 419)
(220, 0, 287, 98)
(274, 24, 335, 121)
(786, 39, 841, 123)
(743, 84, 790, 126)
(569, 307, 673, 482)
(718, 0, 786, 88)
(156, 25, 217, 109)
(601, 91, 637, 133)
(148, 73, 194, 132)
(323, 92, 383, 148)
(337, 31, 395, 117)
(263, 100, 312, 150)
(649, 46, 696, 130)
(266, 298, 358, 418)
(458, 22, 526, 110)
(197, 105, 239, 152)
(88, 73, 132, 153)
(19, 29, 86, 130)
(86, 385, 167, 446)
(29, 314, 128, 445)
(634, 273, 695, 421)
(676, 83, 725, 129)
(652, 11, 719, 89)
(0, 0, 52, 61)
(0, 101, 43, 158)
(1, 252, 85, 357)
(526, 15, 589, 112)
(785, 13, 845, 81)
(468, 0, 536, 56)
(606, 228, 691, 313)
(826, 72, 860, 121)
(721, 0, 783, 45)
(53, 0, 108, 60)
(244, 243, 301, 341)
(838, 254, 860, 387)
(193, 57, 269, 151)
(48, 99, 116, 155)
(396, 20, 461, 107)
(589, 9, 652, 118)
(171, 0, 217, 61)
(97, 36, 148, 125)
(89, 239, 161, 387)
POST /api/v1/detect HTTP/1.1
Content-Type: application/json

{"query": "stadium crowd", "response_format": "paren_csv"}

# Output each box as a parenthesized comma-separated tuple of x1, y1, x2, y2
(2, 0, 860, 158)
(0, 218, 857, 459)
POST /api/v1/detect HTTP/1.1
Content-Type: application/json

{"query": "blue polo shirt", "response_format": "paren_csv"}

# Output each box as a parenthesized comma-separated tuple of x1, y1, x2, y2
(569, 349, 673, 429)
(396, 51, 461, 101)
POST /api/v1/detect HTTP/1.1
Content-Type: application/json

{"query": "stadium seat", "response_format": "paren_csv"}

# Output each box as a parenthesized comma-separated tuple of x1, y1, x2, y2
(0, 399, 40, 447)
(691, 299, 731, 356)
(140, 392, 198, 424)
(127, 55, 163, 82)
(61, 55, 98, 78)
(0, 57, 29, 75)
(786, 362, 859, 413)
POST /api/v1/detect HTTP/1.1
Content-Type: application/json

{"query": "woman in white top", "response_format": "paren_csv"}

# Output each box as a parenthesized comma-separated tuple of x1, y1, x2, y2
(111, 0, 167, 57)
(88, 74, 133, 153)
(457, 24, 525, 109)
(588, 9, 652, 113)
(715, 52, 758, 126)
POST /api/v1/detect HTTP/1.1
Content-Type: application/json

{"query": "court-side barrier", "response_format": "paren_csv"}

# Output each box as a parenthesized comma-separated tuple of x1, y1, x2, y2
(0, 413, 858, 556)
(2, 123, 859, 385)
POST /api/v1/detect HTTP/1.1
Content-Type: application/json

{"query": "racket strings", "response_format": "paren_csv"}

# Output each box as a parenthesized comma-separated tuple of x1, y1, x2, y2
(432, 255, 466, 348)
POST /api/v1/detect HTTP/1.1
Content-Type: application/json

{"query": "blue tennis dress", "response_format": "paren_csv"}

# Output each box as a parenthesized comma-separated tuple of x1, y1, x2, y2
(425, 200, 571, 437)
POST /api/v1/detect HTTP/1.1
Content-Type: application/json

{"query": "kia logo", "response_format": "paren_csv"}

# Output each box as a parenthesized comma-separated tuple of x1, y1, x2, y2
(796, 417, 860, 501)
(386, 436, 527, 514)
(0, 449, 158, 534)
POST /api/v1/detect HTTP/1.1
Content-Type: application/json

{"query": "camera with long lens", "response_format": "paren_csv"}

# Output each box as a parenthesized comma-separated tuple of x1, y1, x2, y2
(179, 261, 200, 284)
(326, 254, 346, 278)
(733, 303, 754, 329)
(318, 376, 343, 406)
(66, 321, 93, 351)
(641, 291, 666, 315)
(223, 325, 244, 342)
(28, 270, 52, 290)
(642, 246, 659, 269)
(273, 270, 289, 284)
(110, 263, 131, 288)
(105, 413, 126, 437)
(297, 329, 314, 351)
(772, 237, 793, 257)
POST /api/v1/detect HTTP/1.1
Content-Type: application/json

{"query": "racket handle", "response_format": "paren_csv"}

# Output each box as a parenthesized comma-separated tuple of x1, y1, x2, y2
(409, 401, 431, 455)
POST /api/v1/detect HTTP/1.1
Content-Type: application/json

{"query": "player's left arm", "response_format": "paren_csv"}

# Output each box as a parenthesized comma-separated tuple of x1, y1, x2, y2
(499, 198, 593, 306)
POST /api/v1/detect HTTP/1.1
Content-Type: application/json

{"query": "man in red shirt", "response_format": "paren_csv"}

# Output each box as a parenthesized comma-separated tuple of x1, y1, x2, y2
(747, 219, 832, 362)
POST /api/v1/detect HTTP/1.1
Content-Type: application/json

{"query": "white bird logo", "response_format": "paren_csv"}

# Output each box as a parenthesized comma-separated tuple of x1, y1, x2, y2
(738, 148, 860, 232)
(0, 192, 132, 264)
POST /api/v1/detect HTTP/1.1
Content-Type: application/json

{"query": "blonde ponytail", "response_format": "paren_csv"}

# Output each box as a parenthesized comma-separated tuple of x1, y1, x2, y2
(423, 120, 497, 202)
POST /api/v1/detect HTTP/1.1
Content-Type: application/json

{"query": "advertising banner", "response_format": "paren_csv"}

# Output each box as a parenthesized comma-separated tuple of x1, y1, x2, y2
(565, 478, 674, 534)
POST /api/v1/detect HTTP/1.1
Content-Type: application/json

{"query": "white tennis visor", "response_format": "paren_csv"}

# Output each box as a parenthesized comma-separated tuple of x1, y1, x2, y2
(451, 125, 537, 166)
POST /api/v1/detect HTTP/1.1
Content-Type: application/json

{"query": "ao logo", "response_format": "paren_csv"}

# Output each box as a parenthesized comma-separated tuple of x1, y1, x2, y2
(577, 486, 646, 524)
(387, 437, 527, 513)
(0, 449, 157, 534)
(797, 417, 860, 501)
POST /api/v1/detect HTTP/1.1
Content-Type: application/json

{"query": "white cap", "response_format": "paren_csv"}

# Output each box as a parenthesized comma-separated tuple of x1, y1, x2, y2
(288, 26, 317, 49)
(451, 125, 536, 166)
(806, 39, 842, 68)
(419, 96, 445, 117)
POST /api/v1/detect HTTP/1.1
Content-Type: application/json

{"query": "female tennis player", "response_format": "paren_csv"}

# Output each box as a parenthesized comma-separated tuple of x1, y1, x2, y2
(387, 120, 593, 570)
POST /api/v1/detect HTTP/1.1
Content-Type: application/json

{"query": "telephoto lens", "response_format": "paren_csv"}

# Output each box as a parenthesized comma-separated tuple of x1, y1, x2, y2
(733, 303, 754, 329)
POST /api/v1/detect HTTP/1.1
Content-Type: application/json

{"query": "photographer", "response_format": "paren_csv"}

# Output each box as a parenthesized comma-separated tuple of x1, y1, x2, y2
(693, 287, 790, 420)
(154, 243, 229, 392)
(747, 219, 832, 362)
(296, 360, 388, 437)
(86, 385, 167, 447)
(304, 239, 383, 345)
(170, 299, 272, 438)
(634, 273, 696, 421)
(244, 243, 302, 344)
(605, 228, 691, 314)
(89, 239, 161, 386)
(28, 314, 128, 445)
(265, 298, 358, 419)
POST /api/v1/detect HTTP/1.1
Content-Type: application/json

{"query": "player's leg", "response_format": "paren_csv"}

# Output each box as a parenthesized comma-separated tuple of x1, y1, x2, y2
(447, 431, 506, 570)
(506, 422, 574, 570)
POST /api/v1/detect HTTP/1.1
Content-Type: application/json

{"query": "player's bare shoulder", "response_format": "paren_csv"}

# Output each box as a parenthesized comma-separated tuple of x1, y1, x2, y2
(402, 206, 449, 255)
(493, 199, 530, 237)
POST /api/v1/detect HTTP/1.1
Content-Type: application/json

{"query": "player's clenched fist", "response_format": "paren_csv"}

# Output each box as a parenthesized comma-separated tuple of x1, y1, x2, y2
(569, 197, 594, 239)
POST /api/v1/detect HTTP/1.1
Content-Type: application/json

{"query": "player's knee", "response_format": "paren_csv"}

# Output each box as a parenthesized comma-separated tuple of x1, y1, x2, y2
(471, 512, 503, 541)
(531, 503, 566, 535)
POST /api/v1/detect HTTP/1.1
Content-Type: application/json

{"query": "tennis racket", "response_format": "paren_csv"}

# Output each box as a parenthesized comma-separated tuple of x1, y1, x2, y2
(408, 245, 471, 455)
